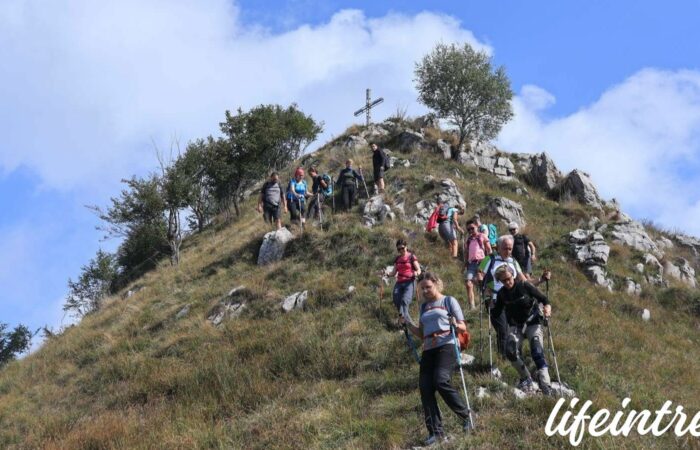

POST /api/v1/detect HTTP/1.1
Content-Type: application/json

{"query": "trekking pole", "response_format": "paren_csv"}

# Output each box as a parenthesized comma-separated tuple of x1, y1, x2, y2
(331, 176, 335, 214)
(401, 315, 421, 364)
(478, 283, 484, 362)
(545, 317, 563, 397)
(358, 168, 370, 199)
(378, 274, 384, 320)
(317, 193, 323, 225)
(298, 196, 304, 235)
(450, 318, 475, 431)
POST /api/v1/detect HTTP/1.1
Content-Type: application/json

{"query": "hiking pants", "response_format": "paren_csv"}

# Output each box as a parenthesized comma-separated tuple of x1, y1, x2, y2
(306, 193, 325, 219)
(419, 344, 470, 437)
(289, 198, 305, 221)
(505, 324, 548, 381)
(489, 302, 508, 356)
(341, 184, 356, 211)
(392, 280, 414, 320)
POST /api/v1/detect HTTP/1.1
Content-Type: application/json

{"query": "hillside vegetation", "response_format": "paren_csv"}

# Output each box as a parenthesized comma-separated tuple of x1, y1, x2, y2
(1, 120, 699, 449)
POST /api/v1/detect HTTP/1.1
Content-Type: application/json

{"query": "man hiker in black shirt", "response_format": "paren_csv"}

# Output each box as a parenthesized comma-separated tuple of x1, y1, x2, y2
(336, 159, 364, 212)
(509, 222, 537, 280)
(370, 143, 389, 194)
(493, 265, 554, 395)
(257, 172, 287, 230)
(305, 166, 328, 221)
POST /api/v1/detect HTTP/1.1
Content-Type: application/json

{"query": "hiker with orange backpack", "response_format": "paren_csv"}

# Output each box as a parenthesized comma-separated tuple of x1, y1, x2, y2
(463, 219, 492, 310)
(399, 272, 473, 445)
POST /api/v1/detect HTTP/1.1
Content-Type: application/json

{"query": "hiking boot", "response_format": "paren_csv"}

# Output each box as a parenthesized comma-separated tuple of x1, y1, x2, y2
(517, 377, 534, 392)
(536, 368, 553, 395)
(539, 382, 554, 396)
(424, 434, 448, 446)
(463, 418, 474, 432)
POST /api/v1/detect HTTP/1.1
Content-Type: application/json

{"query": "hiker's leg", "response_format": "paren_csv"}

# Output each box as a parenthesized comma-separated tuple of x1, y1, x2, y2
(419, 348, 444, 436)
(434, 345, 469, 421)
(393, 281, 413, 320)
(526, 324, 552, 388)
(489, 305, 508, 356)
(342, 187, 350, 211)
(506, 327, 530, 380)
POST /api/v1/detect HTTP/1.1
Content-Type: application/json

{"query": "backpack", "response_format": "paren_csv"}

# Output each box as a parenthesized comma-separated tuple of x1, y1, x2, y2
(426, 207, 440, 232)
(436, 205, 450, 223)
(321, 174, 333, 196)
(487, 223, 498, 246)
(383, 150, 391, 171)
(512, 234, 530, 263)
(466, 234, 485, 261)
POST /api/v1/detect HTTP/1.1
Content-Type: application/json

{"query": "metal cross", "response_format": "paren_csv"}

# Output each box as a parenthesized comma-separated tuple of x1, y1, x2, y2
(353, 88, 384, 126)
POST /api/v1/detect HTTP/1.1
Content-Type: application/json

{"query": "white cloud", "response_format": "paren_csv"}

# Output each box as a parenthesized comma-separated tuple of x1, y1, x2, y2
(0, 1, 487, 191)
(499, 68, 700, 235)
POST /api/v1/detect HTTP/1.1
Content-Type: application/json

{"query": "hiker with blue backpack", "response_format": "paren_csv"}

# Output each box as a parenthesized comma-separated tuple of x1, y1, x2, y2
(306, 167, 332, 222)
(463, 219, 492, 310)
(287, 167, 308, 226)
(399, 272, 473, 445)
(472, 214, 498, 251)
(437, 204, 465, 258)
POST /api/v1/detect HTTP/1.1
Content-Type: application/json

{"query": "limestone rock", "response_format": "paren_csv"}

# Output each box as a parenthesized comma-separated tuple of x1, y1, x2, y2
(610, 217, 662, 258)
(527, 152, 562, 192)
(175, 305, 191, 319)
(656, 237, 674, 251)
(388, 156, 410, 168)
(642, 309, 651, 322)
(672, 233, 700, 256)
(459, 353, 476, 367)
(363, 195, 393, 228)
(550, 382, 577, 397)
(207, 286, 251, 326)
(624, 278, 642, 296)
(664, 258, 697, 288)
(342, 135, 368, 150)
(643, 253, 663, 273)
(568, 230, 610, 266)
(360, 124, 390, 144)
(585, 266, 614, 291)
(461, 142, 516, 180)
(476, 387, 490, 399)
(413, 179, 466, 225)
(481, 197, 526, 227)
(396, 130, 427, 153)
(281, 291, 308, 312)
(436, 139, 452, 160)
(555, 170, 603, 209)
(635, 263, 645, 274)
(414, 113, 440, 130)
(258, 228, 294, 265)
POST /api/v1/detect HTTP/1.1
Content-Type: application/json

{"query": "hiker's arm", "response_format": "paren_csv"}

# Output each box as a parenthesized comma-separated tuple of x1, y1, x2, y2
(529, 241, 537, 261)
(451, 317, 467, 334)
(454, 214, 464, 234)
(484, 237, 492, 255)
(525, 282, 549, 305)
(531, 269, 550, 287)
(412, 260, 421, 277)
(399, 316, 422, 338)
(384, 265, 397, 277)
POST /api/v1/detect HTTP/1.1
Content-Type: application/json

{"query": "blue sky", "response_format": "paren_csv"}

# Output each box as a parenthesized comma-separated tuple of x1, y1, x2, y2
(2, 0, 700, 339)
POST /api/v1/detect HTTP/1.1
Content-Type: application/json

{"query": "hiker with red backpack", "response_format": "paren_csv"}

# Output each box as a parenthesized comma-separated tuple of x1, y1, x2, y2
(399, 272, 473, 445)
(463, 219, 492, 310)
(437, 204, 465, 258)
(381, 238, 422, 320)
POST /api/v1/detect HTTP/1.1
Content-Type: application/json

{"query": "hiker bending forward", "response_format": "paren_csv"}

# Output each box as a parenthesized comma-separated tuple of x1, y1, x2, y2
(493, 265, 554, 395)
(382, 239, 421, 320)
(399, 272, 471, 444)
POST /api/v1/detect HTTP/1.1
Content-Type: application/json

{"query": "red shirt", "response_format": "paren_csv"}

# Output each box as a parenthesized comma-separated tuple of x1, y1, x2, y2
(394, 253, 418, 283)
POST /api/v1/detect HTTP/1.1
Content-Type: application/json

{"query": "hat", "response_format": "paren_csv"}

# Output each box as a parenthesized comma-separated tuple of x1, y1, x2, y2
(508, 221, 519, 230)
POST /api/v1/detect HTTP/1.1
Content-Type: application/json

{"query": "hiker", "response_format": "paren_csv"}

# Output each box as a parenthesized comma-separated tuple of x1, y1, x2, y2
(306, 167, 328, 221)
(336, 159, 364, 212)
(509, 222, 537, 279)
(478, 235, 549, 355)
(473, 214, 496, 251)
(493, 265, 554, 395)
(382, 238, 422, 320)
(399, 272, 471, 445)
(437, 204, 465, 258)
(287, 167, 308, 225)
(370, 142, 389, 194)
(257, 172, 288, 230)
(463, 219, 492, 310)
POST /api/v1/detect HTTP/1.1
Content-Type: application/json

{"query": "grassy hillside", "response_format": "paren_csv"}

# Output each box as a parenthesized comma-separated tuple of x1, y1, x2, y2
(1, 121, 699, 449)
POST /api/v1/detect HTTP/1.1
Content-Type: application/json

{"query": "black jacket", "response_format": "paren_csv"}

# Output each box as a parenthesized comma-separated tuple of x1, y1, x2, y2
(493, 281, 549, 326)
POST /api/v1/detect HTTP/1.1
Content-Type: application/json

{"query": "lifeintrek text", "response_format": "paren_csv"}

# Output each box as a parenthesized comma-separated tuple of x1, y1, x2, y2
(545, 397, 700, 446)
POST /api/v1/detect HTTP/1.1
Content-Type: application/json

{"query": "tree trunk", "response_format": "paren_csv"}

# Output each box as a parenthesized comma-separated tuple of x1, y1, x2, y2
(167, 207, 181, 266)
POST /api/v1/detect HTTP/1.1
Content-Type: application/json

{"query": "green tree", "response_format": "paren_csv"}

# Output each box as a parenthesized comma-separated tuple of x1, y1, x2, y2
(176, 139, 215, 232)
(415, 42, 514, 158)
(0, 323, 32, 367)
(212, 104, 322, 217)
(63, 250, 118, 317)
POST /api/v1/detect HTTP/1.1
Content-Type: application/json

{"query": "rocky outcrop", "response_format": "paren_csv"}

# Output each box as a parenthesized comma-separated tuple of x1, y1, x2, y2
(568, 229, 613, 290)
(672, 233, 700, 256)
(624, 278, 642, 296)
(281, 291, 308, 312)
(554, 170, 603, 209)
(413, 179, 467, 225)
(342, 135, 368, 150)
(526, 152, 562, 192)
(663, 258, 697, 288)
(610, 217, 663, 258)
(207, 286, 251, 326)
(258, 228, 295, 266)
(481, 197, 526, 227)
(360, 124, 390, 144)
(461, 142, 516, 180)
(363, 195, 395, 228)
(656, 237, 674, 251)
(436, 139, 452, 160)
(388, 156, 410, 168)
(396, 130, 428, 153)
(414, 113, 440, 130)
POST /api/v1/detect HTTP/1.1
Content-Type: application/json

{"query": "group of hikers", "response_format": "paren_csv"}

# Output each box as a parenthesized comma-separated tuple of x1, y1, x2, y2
(256, 143, 561, 445)
(256, 143, 390, 229)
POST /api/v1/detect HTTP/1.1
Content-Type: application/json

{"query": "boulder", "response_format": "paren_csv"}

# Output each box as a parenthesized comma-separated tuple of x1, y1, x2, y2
(175, 305, 191, 319)
(413, 179, 467, 225)
(461, 142, 516, 180)
(342, 134, 368, 151)
(414, 113, 440, 129)
(585, 265, 614, 291)
(207, 286, 252, 326)
(664, 258, 697, 288)
(635, 263, 644, 274)
(555, 170, 603, 209)
(643, 253, 663, 273)
(396, 130, 427, 153)
(360, 124, 390, 144)
(281, 291, 308, 312)
(436, 139, 452, 160)
(610, 217, 663, 258)
(642, 309, 651, 322)
(363, 195, 394, 228)
(672, 233, 700, 256)
(527, 152, 562, 192)
(481, 197, 526, 227)
(568, 230, 613, 289)
(624, 278, 642, 296)
(258, 228, 295, 266)
(656, 237, 674, 251)
(388, 156, 410, 168)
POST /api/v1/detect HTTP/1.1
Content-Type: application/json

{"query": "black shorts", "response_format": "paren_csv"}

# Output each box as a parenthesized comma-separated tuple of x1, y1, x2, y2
(263, 202, 281, 222)
(373, 166, 385, 183)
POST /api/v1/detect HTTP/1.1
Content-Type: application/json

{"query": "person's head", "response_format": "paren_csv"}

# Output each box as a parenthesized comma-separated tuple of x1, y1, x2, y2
(294, 167, 305, 180)
(471, 214, 481, 225)
(508, 222, 519, 236)
(309, 166, 318, 177)
(497, 235, 514, 258)
(455, 206, 465, 215)
(466, 220, 477, 235)
(346, 159, 353, 168)
(370, 143, 378, 151)
(495, 265, 516, 289)
(395, 238, 408, 254)
(270, 171, 279, 182)
(418, 272, 444, 301)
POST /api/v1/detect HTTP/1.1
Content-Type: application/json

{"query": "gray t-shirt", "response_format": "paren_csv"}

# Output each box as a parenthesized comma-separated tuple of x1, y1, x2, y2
(262, 181, 282, 206)
(420, 296, 464, 351)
